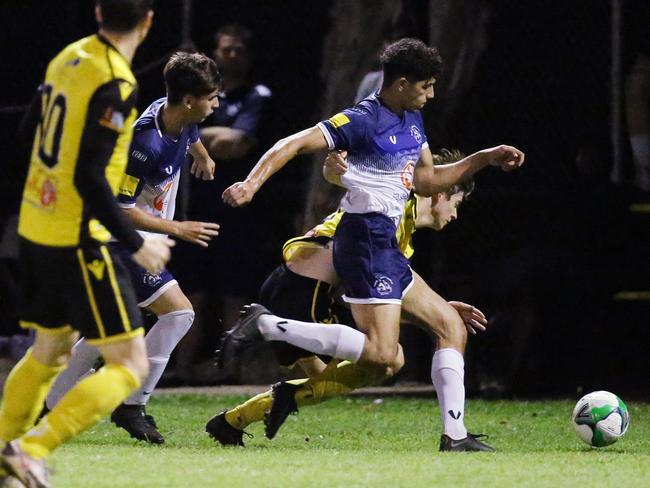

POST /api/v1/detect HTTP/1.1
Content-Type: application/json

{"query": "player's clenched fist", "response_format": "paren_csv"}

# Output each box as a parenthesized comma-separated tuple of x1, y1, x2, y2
(222, 180, 255, 207)
(482, 145, 525, 172)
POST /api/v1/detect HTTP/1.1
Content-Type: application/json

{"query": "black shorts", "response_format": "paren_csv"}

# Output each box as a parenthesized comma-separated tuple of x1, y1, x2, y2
(18, 238, 143, 345)
(258, 263, 354, 366)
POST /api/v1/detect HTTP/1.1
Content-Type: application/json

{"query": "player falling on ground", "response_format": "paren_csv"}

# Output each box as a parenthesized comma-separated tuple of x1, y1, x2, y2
(0, 1, 173, 486)
(208, 150, 489, 448)
(220, 38, 524, 452)
(44, 52, 222, 445)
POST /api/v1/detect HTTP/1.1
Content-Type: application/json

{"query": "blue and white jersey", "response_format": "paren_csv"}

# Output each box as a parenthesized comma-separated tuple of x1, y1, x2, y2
(118, 98, 199, 238)
(317, 94, 428, 224)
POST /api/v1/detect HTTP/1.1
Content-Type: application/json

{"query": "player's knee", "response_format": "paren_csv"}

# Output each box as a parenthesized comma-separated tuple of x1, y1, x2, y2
(367, 346, 401, 371)
(32, 330, 79, 367)
(437, 307, 467, 350)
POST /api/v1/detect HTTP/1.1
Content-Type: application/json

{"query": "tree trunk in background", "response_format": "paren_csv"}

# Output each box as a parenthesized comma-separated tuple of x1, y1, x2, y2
(302, 0, 490, 229)
(426, 0, 490, 143)
(302, 0, 402, 229)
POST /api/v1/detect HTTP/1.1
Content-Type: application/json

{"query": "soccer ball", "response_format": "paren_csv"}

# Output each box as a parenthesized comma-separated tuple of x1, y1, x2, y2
(571, 391, 630, 447)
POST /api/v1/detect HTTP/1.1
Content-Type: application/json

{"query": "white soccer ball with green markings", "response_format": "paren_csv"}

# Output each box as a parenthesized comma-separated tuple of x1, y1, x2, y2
(572, 391, 630, 447)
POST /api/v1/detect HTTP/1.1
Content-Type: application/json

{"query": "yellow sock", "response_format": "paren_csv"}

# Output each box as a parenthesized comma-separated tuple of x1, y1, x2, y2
(293, 361, 383, 407)
(18, 363, 140, 459)
(0, 348, 64, 443)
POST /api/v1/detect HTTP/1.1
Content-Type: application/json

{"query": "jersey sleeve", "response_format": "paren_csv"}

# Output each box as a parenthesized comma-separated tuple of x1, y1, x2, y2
(188, 123, 199, 144)
(316, 106, 371, 151)
(230, 85, 272, 136)
(74, 79, 144, 253)
(117, 131, 157, 208)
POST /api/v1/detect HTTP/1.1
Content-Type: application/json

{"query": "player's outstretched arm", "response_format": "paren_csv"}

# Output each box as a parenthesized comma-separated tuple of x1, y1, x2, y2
(189, 140, 216, 181)
(414, 145, 525, 196)
(222, 126, 328, 207)
(122, 207, 220, 247)
(322, 150, 348, 187)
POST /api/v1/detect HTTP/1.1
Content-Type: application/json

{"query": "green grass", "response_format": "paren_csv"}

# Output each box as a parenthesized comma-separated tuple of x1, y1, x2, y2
(49, 395, 650, 487)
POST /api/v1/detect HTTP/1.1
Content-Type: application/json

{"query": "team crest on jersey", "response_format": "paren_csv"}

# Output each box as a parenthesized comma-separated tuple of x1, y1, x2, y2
(144, 272, 162, 287)
(373, 275, 394, 296)
(410, 125, 423, 144)
(401, 161, 415, 189)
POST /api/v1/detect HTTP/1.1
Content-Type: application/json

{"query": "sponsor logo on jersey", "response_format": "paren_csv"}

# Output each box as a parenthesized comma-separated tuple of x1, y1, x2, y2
(410, 125, 423, 144)
(373, 275, 394, 296)
(328, 112, 350, 128)
(132, 150, 148, 162)
(99, 107, 125, 132)
(401, 161, 415, 189)
(152, 180, 174, 212)
(389, 135, 397, 144)
(24, 168, 57, 212)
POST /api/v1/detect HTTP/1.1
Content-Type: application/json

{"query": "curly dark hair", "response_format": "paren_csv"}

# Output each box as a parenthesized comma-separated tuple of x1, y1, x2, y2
(380, 38, 442, 86)
(164, 52, 222, 104)
(432, 149, 475, 197)
(97, 0, 153, 33)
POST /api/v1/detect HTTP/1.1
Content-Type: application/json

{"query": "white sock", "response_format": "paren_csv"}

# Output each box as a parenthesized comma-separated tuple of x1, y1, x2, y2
(431, 348, 468, 440)
(125, 309, 194, 405)
(257, 314, 365, 363)
(46, 339, 99, 408)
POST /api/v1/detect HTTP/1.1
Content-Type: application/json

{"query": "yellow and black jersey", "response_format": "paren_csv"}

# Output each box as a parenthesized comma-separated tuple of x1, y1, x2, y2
(283, 194, 418, 261)
(19, 34, 143, 252)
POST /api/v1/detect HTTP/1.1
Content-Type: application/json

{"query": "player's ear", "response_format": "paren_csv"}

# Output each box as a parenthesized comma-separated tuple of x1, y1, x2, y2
(397, 77, 409, 92)
(95, 4, 103, 25)
(183, 95, 193, 110)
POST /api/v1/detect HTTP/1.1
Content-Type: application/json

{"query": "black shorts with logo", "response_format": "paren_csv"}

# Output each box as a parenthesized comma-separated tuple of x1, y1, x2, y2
(18, 238, 143, 345)
(258, 263, 355, 366)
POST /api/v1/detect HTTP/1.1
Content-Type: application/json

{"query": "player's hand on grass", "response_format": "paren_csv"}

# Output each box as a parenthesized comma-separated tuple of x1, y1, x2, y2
(172, 220, 220, 247)
(482, 145, 525, 172)
(191, 156, 216, 180)
(448, 301, 487, 335)
(133, 236, 175, 274)
(222, 180, 255, 207)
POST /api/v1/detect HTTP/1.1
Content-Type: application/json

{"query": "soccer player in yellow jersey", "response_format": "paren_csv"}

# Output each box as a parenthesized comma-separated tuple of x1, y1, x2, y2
(0, 1, 172, 486)
(208, 150, 487, 447)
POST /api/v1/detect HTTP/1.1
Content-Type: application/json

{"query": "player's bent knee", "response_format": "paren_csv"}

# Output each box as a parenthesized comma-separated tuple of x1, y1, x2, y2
(437, 308, 467, 350)
(98, 336, 149, 382)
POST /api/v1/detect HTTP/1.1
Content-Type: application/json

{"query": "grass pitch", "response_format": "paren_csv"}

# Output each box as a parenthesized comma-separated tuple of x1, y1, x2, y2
(50, 394, 649, 487)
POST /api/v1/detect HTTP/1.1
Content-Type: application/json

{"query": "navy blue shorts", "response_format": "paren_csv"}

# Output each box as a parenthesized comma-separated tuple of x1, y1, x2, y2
(108, 243, 177, 307)
(333, 213, 413, 304)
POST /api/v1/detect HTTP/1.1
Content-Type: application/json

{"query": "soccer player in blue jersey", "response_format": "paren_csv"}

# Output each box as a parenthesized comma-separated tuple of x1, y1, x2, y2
(45, 52, 222, 444)
(221, 38, 524, 451)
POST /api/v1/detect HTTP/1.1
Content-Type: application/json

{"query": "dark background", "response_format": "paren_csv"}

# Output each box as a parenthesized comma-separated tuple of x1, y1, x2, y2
(1, 0, 648, 397)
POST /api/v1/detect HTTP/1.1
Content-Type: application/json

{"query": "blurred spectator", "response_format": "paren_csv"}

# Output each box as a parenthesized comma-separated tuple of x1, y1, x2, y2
(625, 1, 650, 196)
(170, 24, 273, 383)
